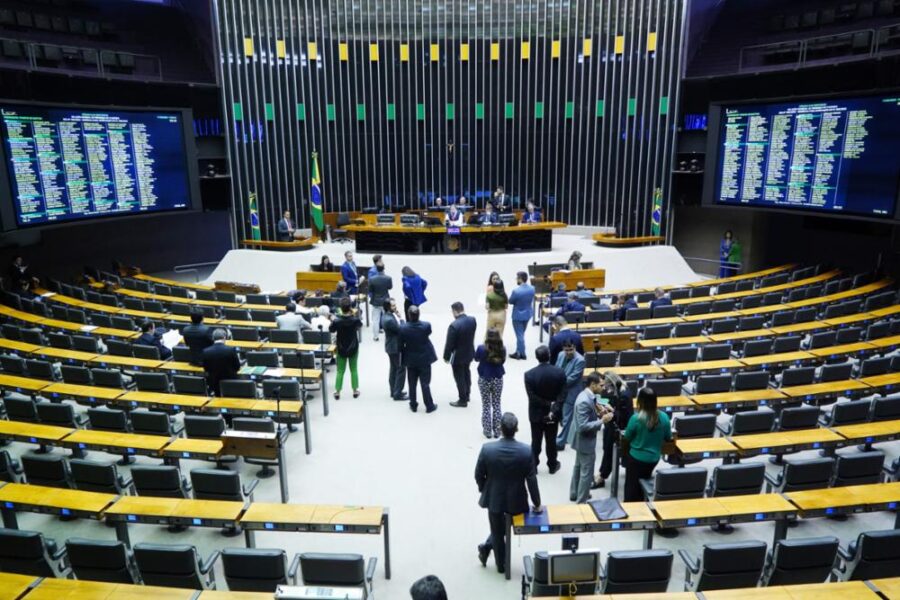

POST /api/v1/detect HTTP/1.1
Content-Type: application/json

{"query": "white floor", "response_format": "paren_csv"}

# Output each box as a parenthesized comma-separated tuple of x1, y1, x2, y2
(11, 232, 896, 598)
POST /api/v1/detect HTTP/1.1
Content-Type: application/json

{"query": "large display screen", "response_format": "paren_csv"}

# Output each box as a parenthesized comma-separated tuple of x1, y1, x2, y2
(0, 105, 192, 227)
(709, 95, 900, 218)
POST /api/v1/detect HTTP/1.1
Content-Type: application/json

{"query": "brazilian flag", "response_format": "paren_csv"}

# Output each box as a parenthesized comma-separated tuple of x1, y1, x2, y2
(248, 192, 261, 240)
(310, 151, 324, 231)
(651, 187, 663, 236)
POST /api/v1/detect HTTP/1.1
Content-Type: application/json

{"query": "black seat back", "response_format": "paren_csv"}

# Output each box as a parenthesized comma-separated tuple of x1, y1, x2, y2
(601, 549, 673, 594)
(22, 454, 71, 488)
(666, 346, 698, 364)
(90, 368, 125, 388)
(644, 378, 682, 397)
(846, 529, 900, 580)
(820, 363, 853, 382)
(70, 459, 127, 494)
(828, 399, 872, 426)
(222, 548, 290, 592)
(872, 394, 900, 421)
(3, 397, 38, 422)
(173, 375, 209, 395)
(781, 458, 835, 492)
(695, 375, 732, 394)
(694, 541, 767, 591)
(673, 414, 717, 438)
(734, 371, 770, 391)
(700, 344, 731, 361)
(134, 372, 169, 392)
(781, 367, 815, 387)
(731, 410, 775, 435)
(0, 528, 59, 576)
(262, 379, 301, 399)
(709, 462, 765, 497)
(742, 340, 772, 357)
(299, 553, 367, 587)
(652, 468, 707, 501)
(130, 410, 173, 436)
(778, 405, 820, 431)
(772, 335, 802, 353)
(35, 402, 78, 427)
(190, 468, 243, 502)
(134, 544, 204, 589)
(131, 465, 189, 498)
(220, 379, 257, 398)
(833, 451, 885, 487)
(860, 357, 892, 378)
(66, 538, 136, 584)
(765, 536, 839, 586)
(87, 407, 129, 432)
(619, 350, 653, 366)
(184, 415, 226, 439)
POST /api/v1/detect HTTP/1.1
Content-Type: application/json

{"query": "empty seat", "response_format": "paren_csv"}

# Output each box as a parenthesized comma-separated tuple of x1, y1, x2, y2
(0, 528, 68, 577)
(711, 299, 736, 313)
(772, 336, 802, 353)
(25, 359, 54, 380)
(231, 327, 260, 342)
(643, 467, 707, 501)
(220, 379, 257, 398)
(833, 451, 885, 487)
(700, 344, 731, 361)
(872, 394, 900, 421)
(820, 362, 853, 382)
(666, 346, 699, 364)
(762, 536, 839, 586)
(765, 457, 835, 493)
(3, 397, 38, 422)
(70, 458, 133, 494)
(268, 329, 300, 344)
(726, 409, 776, 435)
(808, 331, 837, 350)
(685, 303, 711, 316)
(247, 351, 279, 367)
(836, 327, 863, 344)
(72, 335, 100, 352)
(221, 548, 301, 592)
(709, 319, 738, 335)
(624, 308, 652, 321)
(644, 378, 683, 397)
(739, 295, 763, 310)
(184, 415, 227, 439)
(36, 402, 85, 429)
(106, 339, 133, 357)
(131, 410, 181, 436)
(742, 340, 772, 358)
(794, 307, 817, 323)
(585, 351, 616, 369)
(679, 540, 767, 591)
(619, 350, 653, 367)
(66, 538, 138, 584)
(820, 399, 872, 427)
(87, 407, 129, 432)
(778, 405, 821, 431)
(90, 368, 127, 389)
(299, 553, 377, 597)
(173, 375, 209, 395)
(131, 465, 191, 498)
(262, 379, 300, 399)
(652, 305, 677, 318)
(691, 286, 711, 298)
(860, 356, 892, 378)
(734, 371, 770, 391)
(739, 316, 766, 331)
(673, 323, 702, 337)
(22, 453, 71, 488)
(695, 375, 732, 394)
(0, 450, 23, 483)
(60, 365, 91, 385)
(191, 468, 258, 503)
(133, 544, 218, 589)
(642, 324, 672, 340)
(133, 344, 161, 360)
(586, 309, 614, 322)
(770, 311, 795, 327)
(599, 549, 673, 594)
(781, 367, 815, 387)
(133, 372, 170, 392)
(707, 462, 765, 497)
(47, 332, 72, 349)
(673, 414, 717, 438)
(835, 529, 900, 580)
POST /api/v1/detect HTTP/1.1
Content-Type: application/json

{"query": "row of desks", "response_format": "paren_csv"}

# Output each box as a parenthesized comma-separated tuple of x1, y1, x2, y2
(0, 481, 392, 579)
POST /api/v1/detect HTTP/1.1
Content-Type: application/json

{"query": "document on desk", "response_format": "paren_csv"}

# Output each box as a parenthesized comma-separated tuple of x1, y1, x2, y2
(161, 329, 182, 349)
(589, 497, 627, 521)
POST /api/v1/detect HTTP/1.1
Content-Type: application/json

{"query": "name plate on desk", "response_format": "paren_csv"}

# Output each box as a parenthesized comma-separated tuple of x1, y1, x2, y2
(222, 430, 278, 459)
(276, 585, 364, 600)
(582, 332, 638, 352)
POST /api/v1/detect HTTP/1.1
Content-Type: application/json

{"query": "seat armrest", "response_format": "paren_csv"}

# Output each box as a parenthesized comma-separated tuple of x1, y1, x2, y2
(677, 549, 700, 574)
(49, 543, 67, 561)
(171, 422, 184, 436)
(287, 553, 302, 585)
(182, 477, 192, 493)
(243, 478, 260, 499)
(639, 478, 654, 500)
(523, 555, 534, 582)
(74, 413, 89, 427)
(117, 475, 134, 493)
(715, 421, 731, 436)
(764, 471, 781, 493)
(837, 544, 854, 561)
(200, 550, 220, 574)
(10, 459, 22, 474)
(365, 557, 377, 587)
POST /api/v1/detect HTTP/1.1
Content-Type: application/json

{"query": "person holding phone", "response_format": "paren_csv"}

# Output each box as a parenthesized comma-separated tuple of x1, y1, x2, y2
(622, 387, 673, 501)
(568, 372, 613, 503)
(594, 371, 634, 489)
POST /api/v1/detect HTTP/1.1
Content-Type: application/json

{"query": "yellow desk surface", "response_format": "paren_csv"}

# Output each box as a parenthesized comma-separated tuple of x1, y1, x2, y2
(652, 497, 731, 521)
(786, 482, 900, 511)
(871, 305, 900, 318)
(824, 313, 877, 327)
(808, 342, 875, 358)
(33, 347, 99, 362)
(0, 420, 74, 442)
(63, 429, 172, 452)
(730, 428, 845, 452)
(739, 351, 815, 367)
(0, 572, 36, 600)
(832, 419, 900, 442)
(106, 496, 244, 522)
(225, 340, 265, 350)
(218, 320, 277, 329)
(870, 577, 900, 599)
(43, 382, 124, 401)
(239, 503, 384, 527)
(859, 372, 900, 389)
(25, 577, 195, 600)
(681, 310, 743, 323)
(780, 379, 871, 399)
(690, 388, 786, 408)
(512, 502, 656, 529)
(0, 339, 41, 354)
(769, 321, 832, 335)
(654, 395, 697, 412)
(716, 493, 797, 519)
(135, 273, 214, 291)
(164, 361, 204, 373)
(606, 365, 665, 377)
(91, 355, 164, 369)
(639, 336, 710, 348)
(163, 437, 223, 457)
(708, 329, 775, 342)
(0, 482, 116, 514)
(115, 288, 242, 308)
(119, 390, 209, 409)
(662, 359, 744, 375)
(703, 582, 879, 600)
(869, 334, 900, 349)
(0, 374, 51, 392)
(675, 437, 737, 456)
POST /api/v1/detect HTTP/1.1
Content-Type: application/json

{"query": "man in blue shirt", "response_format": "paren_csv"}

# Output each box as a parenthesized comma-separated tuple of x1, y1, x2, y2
(341, 250, 365, 295)
(521, 201, 541, 224)
(508, 271, 535, 360)
(555, 292, 586, 319)
(573, 282, 596, 300)
(554, 340, 585, 451)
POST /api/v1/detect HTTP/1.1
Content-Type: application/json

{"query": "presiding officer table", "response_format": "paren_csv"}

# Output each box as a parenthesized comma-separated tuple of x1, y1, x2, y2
(344, 221, 566, 253)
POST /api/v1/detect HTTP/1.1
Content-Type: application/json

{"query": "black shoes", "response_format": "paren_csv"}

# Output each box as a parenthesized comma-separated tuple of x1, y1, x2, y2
(449, 401, 468, 408)
(509, 352, 521, 360)
(426, 405, 438, 414)
(409, 404, 418, 413)
(393, 392, 409, 401)
(548, 462, 561, 474)
(477, 544, 490, 567)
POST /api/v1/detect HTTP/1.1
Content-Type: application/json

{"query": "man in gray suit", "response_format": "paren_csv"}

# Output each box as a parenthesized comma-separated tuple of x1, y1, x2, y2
(381, 298, 406, 401)
(275, 302, 310, 333)
(569, 372, 613, 503)
(368, 263, 393, 341)
(475, 412, 542, 574)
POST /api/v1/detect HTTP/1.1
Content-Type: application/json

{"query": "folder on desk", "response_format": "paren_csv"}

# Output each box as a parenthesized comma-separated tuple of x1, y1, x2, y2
(522, 510, 550, 528)
(589, 497, 627, 521)
(239, 366, 268, 376)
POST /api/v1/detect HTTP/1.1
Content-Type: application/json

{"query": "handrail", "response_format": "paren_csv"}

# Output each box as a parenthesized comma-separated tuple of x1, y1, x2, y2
(174, 261, 219, 283)
(738, 25, 888, 72)
(682, 255, 743, 278)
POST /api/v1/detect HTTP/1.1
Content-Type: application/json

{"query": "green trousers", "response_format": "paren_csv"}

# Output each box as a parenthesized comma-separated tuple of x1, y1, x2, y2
(335, 353, 359, 392)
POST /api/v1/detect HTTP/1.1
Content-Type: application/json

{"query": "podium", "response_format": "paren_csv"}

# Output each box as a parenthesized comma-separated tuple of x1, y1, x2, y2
(550, 268, 606, 291)
(296, 271, 342, 291)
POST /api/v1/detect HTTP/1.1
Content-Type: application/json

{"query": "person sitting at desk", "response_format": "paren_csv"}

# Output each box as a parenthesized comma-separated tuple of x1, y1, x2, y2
(549, 282, 568, 300)
(318, 255, 334, 272)
(574, 282, 595, 300)
(203, 328, 241, 397)
(555, 292, 586, 319)
(478, 204, 499, 225)
(12, 278, 40, 302)
(430, 196, 444, 210)
(182, 310, 214, 366)
(137, 320, 172, 360)
(458, 196, 470, 210)
(649, 287, 672, 311)
(310, 305, 332, 332)
(522, 201, 541, 224)
(445, 205, 465, 226)
(612, 294, 638, 321)
(276, 302, 310, 332)
(276, 210, 295, 242)
(566, 251, 583, 270)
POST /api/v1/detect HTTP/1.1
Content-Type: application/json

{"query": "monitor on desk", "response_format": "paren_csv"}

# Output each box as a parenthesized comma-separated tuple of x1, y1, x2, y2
(548, 550, 601, 585)
(499, 213, 517, 225)
(400, 214, 420, 226)
(376, 214, 394, 225)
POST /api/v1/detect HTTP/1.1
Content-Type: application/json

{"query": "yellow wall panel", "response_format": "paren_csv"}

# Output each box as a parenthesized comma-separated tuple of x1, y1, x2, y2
(490, 42, 500, 61)
(339, 42, 349, 61)
(551, 40, 561, 58)
(276, 40, 285, 59)
(614, 35, 625, 54)
(582, 38, 592, 56)
(307, 41, 318, 60)
(400, 43, 409, 62)
(243, 37, 254, 57)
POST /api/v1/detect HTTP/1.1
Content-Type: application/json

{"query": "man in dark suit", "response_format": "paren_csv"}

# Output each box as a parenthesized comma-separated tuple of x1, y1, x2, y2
(444, 301, 476, 408)
(613, 293, 639, 321)
(276, 210, 295, 242)
(181, 311, 214, 366)
(524, 345, 566, 473)
(400, 305, 438, 413)
(649, 286, 672, 311)
(202, 329, 241, 396)
(136, 320, 172, 360)
(548, 316, 584, 364)
(474, 412, 542, 574)
(381, 298, 407, 401)
(368, 264, 393, 342)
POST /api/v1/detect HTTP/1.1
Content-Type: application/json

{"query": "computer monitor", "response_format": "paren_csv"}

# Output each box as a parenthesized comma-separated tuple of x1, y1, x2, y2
(547, 550, 601, 586)
(498, 213, 517, 225)
(400, 214, 420, 226)
(376, 214, 394, 225)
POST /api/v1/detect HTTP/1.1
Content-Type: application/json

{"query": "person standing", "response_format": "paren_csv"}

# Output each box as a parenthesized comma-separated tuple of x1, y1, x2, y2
(341, 250, 365, 295)
(524, 345, 566, 473)
(202, 329, 241, 396)
(276, 210, 295, 241)
(569, 373, 613, 503)
(475, 328, 507, 438)
(566, 251, 583, 270)
(548, 316, 584, 366)
(367, 254, 383, 280)
(329, 297, 362, 400)
(508, 271, 535, 360)
(485, 273, 508, 337)
(381, 299, 407, 401)
(444, 302, 477, 408)
(401, 266, 428, 321)
(623, 387, 673, 502)
(368, 263, 392, 342)
(719, 230, 735, 278)
(595, 371, 634, 488)
(182, 310, 214, 366)
(554, 340, 585, 451)
(400, 305, 438, 413)
(474, 412, 542, 575)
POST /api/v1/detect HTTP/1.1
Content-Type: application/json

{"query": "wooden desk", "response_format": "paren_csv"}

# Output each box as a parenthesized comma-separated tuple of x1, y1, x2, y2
(197, 591, 276, 600)
(105, 496, 244, 547)
(639, 336, 710, 349)
(90, 354, 164, 370)
(606, 365, 665, 378)
(0, 374, 51, 393)
(769, 321, 833, 336)
(0, 420, 73, 445)
(682, 310, 744, 323)
(708, 329, 775, 343)
(703, 582, 879, 600)
(824, 313, 878, 327)
(785, 482, 900, 518)
(551, 268, 606, 291)
(833, 419, 900, 446)
(25, 577, 196, 600)
(870, 577, 900, 600)
(739, 351, 816, 369)
(32, 347, 99, 365)
(690, 388, 787, 411)
(730, 428, 845, 457)
(295, 271, 342, 291)
(807, 341, 877, 360)
(859, 372, 900, 393)
(662, 359, 744, 377)
(868, 334, 900, 352)
(675, 437, 738, 460)
(871, 305, 900, 319)
(0, 482, 116, 527)
(118, 390, 210, 412)
(0, 338, 41, 354)
(512, 502, 657, 534)
(61, 430, 172, 457)
(161, 438, 224, 461)
(0, 572, 37, 600)
(592, 233, 664, 246)
(43, 382, 124, 404)
(653, 395, 697, 414)
(653, 494, 796, 540)
(780, 379, 872, 402)
(135, 273, 214, 291)
(239, 502, 391, 579)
